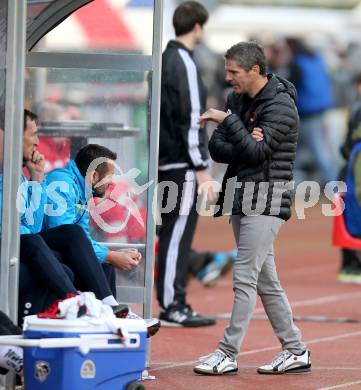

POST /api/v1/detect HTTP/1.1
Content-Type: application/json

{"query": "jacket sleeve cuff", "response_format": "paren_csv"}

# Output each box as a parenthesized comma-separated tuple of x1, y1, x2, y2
(97, 245, 109, 263)
(222, 113, 248, 139)
(222, 113, 240, 128)
(193, 162, 209, 171)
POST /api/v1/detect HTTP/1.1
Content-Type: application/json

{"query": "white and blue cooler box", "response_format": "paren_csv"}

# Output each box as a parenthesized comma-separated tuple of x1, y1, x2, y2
(22, 316, 147, 390)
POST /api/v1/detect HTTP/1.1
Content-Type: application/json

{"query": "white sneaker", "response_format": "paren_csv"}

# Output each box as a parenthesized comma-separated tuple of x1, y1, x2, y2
(126, 310, 161, 338)
(257, 349, 311, 374)
(193, 349, 238, 375)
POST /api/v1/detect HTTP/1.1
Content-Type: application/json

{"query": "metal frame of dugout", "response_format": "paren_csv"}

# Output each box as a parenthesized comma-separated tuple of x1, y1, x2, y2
(0, 1, 163, 386)
(37, 121, 140, 157)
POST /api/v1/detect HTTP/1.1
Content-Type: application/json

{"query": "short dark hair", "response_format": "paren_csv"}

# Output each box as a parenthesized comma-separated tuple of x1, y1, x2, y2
(173, 1, 208, 36)
(285, 37, 314, 57)
(225, 42, 267, 76)
(24, 109, 37, 132)
(75, 144, 117, 177)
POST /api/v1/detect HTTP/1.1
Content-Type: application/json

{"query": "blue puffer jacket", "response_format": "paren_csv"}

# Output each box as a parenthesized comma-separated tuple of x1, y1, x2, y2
(0, 174, 47, 235)
(19, 174, 48, 234)
(43, 160, 108, 262)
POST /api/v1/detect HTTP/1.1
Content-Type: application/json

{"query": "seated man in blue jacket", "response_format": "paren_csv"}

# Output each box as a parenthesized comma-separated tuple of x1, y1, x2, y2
(44, 143, 160, 335)
(14, 110, 129, 320)
(43, 144, 142, 272)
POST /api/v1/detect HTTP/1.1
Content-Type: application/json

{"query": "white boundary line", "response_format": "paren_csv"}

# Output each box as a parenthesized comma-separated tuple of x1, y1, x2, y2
(312, 367, 361, 371)
(152, 363, 361, 371)
(216, 291, 361, 318)
(150, 330, 361, 372)
(317, 380, 361, 390)
(261, 291, 361, 311)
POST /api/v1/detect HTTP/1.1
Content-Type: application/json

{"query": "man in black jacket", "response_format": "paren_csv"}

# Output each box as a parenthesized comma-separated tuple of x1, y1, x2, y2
(157, 1, 217, 327)
(194, 42, 311, 375)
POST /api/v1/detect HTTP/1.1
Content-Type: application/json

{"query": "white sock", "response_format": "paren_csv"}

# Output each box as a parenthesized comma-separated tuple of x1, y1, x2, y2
(0, 345, 23, 374)
(102, 295, 118, 307)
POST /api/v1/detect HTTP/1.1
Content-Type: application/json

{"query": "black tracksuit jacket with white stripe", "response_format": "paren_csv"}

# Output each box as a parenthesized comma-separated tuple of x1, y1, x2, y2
(159, 40, 208, 172)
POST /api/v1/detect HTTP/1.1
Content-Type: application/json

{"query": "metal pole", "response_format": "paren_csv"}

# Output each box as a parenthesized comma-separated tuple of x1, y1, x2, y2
(0, 1, 26, 387)
(144, 0, 163, 364)
(0, 0, 26, 321)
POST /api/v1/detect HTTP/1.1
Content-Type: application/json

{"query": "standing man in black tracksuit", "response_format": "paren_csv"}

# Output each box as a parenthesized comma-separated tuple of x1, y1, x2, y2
(194, 42, 311, 376)
(157, 1, 217, 327)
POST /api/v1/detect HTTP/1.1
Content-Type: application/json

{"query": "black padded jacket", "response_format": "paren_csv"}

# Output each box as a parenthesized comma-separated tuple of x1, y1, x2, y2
(209, 74, 299, 221)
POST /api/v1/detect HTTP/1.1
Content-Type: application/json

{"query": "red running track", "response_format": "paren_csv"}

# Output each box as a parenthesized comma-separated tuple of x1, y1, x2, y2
(146, 205, 361, 390)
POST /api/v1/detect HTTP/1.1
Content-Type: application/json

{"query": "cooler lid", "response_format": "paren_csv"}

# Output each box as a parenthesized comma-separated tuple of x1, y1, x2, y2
(23, 315, 147, 333)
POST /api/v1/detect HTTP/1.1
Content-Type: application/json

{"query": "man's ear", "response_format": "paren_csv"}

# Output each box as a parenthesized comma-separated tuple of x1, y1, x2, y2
(251, 64, 261, 75)
(85, 170, 98, 186)
(93, 170, 100, 182)
(193, 23, 202, 34)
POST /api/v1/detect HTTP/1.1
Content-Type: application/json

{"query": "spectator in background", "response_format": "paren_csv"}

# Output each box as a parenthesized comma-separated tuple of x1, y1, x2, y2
(36, 101, 73, 172)
(157, 1, 216, 327)
(266, 40, 294, 81)
(339, 71, 361, 283)
(285, 37, 337, 185)
(194, 42, 227, 110)
(340, 72, 361, 162)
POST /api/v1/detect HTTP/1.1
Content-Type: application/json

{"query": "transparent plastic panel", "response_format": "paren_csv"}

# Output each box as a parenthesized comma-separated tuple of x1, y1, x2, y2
(0, 71, 4, 158)
(25, 66, 150, 292)
(0, 1, 8, 52)
(0, 70, 4, 245)
(27, 0, 54, 22)
(34, 0, 154, 55)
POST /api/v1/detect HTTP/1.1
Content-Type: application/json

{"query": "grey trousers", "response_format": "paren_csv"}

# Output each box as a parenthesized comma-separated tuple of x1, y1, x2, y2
(218, 215, 306, 359)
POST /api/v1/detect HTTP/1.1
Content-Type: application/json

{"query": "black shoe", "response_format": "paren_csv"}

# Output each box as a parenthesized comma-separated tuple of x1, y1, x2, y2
(126, 311, 161, 338)
(184, 304, 216, 325)
(112, 304, 129, 318)
(159, 304, 216, 327)
(145, 318, 161, 338)
(0, 311, 22, 335)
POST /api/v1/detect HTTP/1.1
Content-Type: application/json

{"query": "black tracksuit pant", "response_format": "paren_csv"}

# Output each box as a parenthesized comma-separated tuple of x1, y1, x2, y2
(157, 168, 198, 309)
(18, 261, 74, 325)
(20, 224, 114, 310)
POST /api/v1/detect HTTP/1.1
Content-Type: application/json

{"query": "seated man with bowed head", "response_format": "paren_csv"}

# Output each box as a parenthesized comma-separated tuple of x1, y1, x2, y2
(44, 143, 160, 337)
